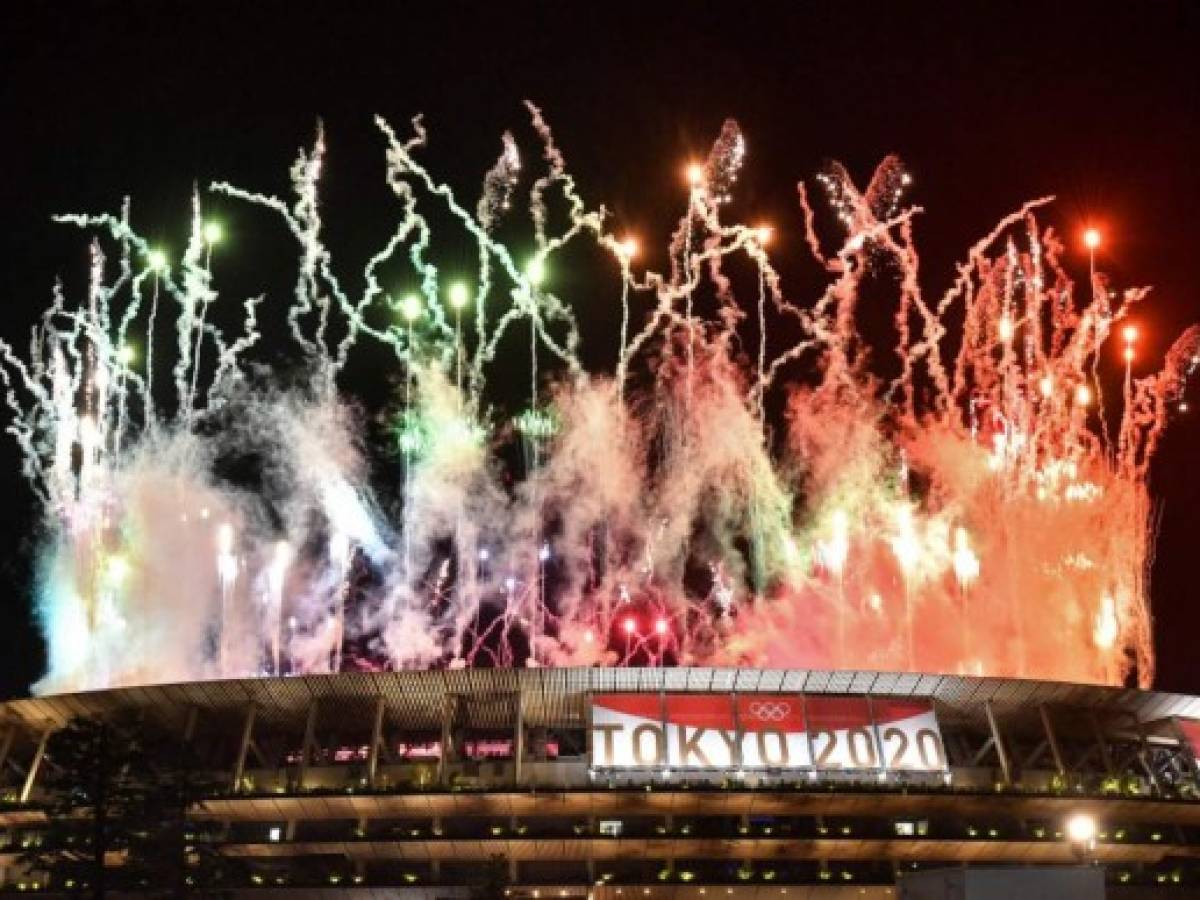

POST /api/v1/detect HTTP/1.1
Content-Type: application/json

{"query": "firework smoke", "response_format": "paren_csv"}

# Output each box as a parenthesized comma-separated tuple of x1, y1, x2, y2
(3, 107, 1195, 694)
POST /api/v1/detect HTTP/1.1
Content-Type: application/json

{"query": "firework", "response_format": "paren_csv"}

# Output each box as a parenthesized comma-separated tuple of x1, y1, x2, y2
(2, 105, 1195, 694)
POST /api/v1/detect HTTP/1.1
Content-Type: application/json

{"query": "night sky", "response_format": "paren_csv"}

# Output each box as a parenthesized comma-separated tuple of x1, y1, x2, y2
(1, 1, 1197, 698)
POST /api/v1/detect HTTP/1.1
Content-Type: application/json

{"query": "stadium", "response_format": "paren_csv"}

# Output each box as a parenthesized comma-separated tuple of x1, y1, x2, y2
(2, 666, 1200, 896)
(3, 70, 1200, 899)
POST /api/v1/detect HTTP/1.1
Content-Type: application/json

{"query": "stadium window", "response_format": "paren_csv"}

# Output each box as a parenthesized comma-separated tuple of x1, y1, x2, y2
(894, 821, 915, 837)
(599, 820, 624, 837)
(267, 826, 282, 842)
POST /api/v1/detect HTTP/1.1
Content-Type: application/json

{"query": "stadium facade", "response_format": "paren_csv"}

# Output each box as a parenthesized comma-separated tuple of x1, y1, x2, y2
(3, 667, 1200, 896)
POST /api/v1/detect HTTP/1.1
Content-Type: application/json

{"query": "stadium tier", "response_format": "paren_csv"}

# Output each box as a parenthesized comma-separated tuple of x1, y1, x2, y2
(3, 667, 1200, 896)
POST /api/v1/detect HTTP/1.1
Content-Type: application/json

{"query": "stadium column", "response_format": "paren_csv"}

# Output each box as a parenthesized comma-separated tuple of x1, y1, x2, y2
(18, 727, 51, 804)
(1089, 712, 1115, 777)
(183, 706, 199, 743)
(438, 694, 454, 787)
(298, 701, 319, 790)
(1129, 712, 1159, 793)
(514, 689, 525, 787)
(983, 701, 1012, 786)
(367, 695, 386, 788)
(1038, 705, 1067, 778)
(0, 728, 15, 775)
(231, 705, 257, 793)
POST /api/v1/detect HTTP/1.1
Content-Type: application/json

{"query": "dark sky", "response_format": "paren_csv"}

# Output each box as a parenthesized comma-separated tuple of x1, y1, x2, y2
(1, 0, 1197, 697)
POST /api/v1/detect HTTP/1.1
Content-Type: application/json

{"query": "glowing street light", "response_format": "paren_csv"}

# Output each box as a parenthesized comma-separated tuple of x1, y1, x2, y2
(618, 235, 639, 261)
(1122, 324, 1138, 344)
(203, 221, 224, 245)
(1075, 384, 1092, 407)
(755, 224, 774, 245)
(622, 617, 637, 636)
(1066, 812, 1097, 856)
(654, 617, 669, 637)
(997, 316, 1015, 342)
(1083, 228, 1101, 251)
(685, 162, 705, 188)
(117, 345, 136, 366)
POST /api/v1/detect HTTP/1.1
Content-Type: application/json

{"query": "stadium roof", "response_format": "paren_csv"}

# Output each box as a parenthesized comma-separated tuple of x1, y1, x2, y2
(3, 668, 1198, 738)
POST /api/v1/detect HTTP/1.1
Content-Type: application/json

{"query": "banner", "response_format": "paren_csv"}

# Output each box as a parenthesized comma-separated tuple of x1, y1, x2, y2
(805, 696, 880, 769)
(872, 698, 946, 771)
(733, 694, 811, 768)
(1176, 717, 1200, 765)
(591, 692, 946, 772)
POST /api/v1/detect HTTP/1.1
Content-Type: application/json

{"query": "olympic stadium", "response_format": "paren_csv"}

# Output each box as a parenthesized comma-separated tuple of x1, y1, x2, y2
(1, 667, 1200, 896)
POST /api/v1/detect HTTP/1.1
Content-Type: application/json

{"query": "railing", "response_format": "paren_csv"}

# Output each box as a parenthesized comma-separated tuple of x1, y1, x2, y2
(225, 759, 1169, 801)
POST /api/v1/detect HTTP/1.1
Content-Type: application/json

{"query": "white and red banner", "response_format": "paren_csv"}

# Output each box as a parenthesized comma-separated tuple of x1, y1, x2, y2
(1175, 717, 1200, 767)
(590, 692, 946, 772)
(872, 698, 946, 771)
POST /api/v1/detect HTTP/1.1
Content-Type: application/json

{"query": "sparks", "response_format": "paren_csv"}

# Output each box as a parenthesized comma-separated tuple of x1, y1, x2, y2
(3, 108, 1193, 694)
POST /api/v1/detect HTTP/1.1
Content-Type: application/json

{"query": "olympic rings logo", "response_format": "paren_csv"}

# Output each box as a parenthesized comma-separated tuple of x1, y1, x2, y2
(747, 701, 791, 722)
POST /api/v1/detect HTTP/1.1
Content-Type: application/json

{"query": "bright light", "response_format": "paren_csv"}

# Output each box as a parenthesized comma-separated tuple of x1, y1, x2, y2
(952, 527, 980, 590)
(1075, 384, 1092, 407)
(654, 617, 669, 636)
(1123, 347, 1135, 364)
(526, 256, 547, 287)
(1083, 228, 1101, 251)
(890, 505, 921, 575)
(267, 826, 282, 842)
(217, 523, 235, 556)
(755, 224, 773, 245)
(618, 236, 639, 260)
(622, 617, 637, 635)
(105, 555, 130, 585)
(117, 345, 136, 366)
(1066, 813, 1096, 846)
(147, 249, 168, 272)
(818, 509, 850, 576)
(1122, 324, 1138, 343)
(685, 163, 705, 188)
(448, 282, 471, 310)
(1039, 375, 1054, 399)
(998, 316, 1015, 342)
(1094, 595, 1119, 649)
(203, 221, 223, 245)
(400, 293, 422, 322)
